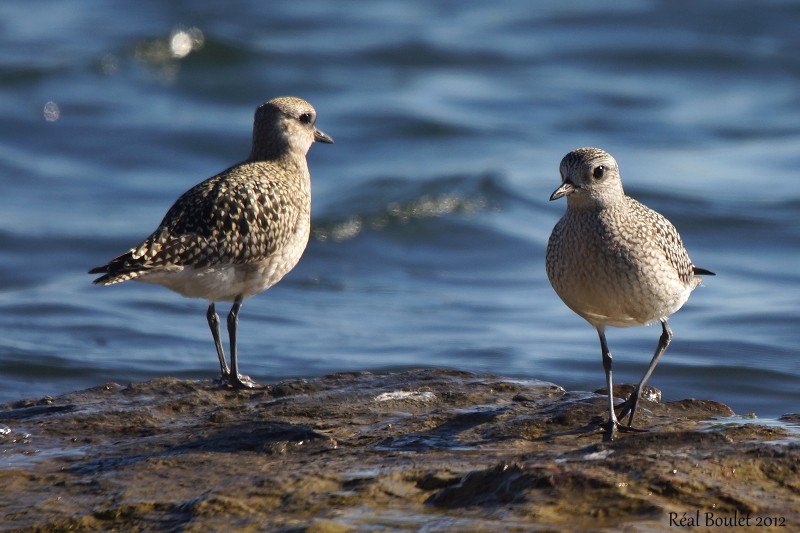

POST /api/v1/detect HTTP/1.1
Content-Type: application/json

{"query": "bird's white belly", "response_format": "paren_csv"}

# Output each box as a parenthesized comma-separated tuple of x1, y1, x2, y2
(136, 223, 309, 302)
(554, 261, 695, 328)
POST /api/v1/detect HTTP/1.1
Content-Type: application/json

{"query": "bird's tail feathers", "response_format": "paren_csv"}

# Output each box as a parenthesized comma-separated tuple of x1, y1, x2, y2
(89, 252, 151, 285)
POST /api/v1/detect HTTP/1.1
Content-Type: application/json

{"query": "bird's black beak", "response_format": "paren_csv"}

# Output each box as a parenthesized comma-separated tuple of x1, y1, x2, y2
(314, 128, 334, 144)
(549, 180, 577, 201)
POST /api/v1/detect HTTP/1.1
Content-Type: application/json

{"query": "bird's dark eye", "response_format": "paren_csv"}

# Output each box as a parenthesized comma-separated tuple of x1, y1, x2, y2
(593, 166, 605, 180)
(299, 113, 313, 124)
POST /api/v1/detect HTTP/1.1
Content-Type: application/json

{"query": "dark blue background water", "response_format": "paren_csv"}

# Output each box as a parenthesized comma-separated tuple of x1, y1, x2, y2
(1, 1, 797, 419)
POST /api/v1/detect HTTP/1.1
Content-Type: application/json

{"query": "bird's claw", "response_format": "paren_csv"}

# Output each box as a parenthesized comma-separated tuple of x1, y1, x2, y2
(601, 419, 649, 441)
(229, 373, 258, 389)
(218, 372, 259, 389)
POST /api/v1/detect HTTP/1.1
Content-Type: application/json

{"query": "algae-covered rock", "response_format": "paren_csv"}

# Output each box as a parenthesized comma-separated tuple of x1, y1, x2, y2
(0, 369, 797, 531)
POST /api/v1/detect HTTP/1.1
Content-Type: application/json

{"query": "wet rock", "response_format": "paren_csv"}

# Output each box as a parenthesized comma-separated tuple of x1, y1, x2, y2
(0, 369, 797, 531)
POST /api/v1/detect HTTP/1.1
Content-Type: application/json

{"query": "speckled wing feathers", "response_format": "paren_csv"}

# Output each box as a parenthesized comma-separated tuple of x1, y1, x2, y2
(90, 161, 305, 285)
(622, 197, 695, 286)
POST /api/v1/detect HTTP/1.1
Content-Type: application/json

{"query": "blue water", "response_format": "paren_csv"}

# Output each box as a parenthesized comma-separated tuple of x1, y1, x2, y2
(0, 1, 797, 419)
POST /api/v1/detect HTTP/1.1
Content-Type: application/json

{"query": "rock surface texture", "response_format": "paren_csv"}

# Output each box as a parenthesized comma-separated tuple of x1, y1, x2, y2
(1, 369, 797, 531)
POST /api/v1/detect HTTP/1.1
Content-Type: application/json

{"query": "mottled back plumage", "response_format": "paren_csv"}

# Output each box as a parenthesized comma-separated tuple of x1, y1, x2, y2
(90, 162, 307, 285)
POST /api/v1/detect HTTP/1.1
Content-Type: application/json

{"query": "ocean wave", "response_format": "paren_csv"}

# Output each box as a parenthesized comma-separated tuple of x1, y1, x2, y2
(312, 173, 507, 243)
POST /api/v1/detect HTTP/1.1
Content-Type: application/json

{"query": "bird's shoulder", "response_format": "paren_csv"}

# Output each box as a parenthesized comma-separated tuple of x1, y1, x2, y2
(620, 195, 695, 277)
(620, 195, 682, 244)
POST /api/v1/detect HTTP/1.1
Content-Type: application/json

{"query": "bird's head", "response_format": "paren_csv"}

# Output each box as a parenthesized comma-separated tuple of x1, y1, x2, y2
(250, 96, 333, 161)
(550, 147, 624, 208)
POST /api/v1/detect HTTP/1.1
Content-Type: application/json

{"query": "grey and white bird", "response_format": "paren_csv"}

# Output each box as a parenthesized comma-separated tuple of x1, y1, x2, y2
(90, 96, 333, 389)
(546, 147, 713, 437)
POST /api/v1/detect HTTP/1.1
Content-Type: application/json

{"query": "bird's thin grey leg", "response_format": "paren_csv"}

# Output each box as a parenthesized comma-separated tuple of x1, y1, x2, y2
(598, 327, 619, 439)
(227, 295, 257, 389)
(618, 319, 672, 426)
(207, 303, 230, 380)
(598, 327, 648, 439)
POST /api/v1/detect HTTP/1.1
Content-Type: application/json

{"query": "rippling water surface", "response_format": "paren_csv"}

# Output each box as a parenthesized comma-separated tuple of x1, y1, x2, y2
(1, 1, 798, 419)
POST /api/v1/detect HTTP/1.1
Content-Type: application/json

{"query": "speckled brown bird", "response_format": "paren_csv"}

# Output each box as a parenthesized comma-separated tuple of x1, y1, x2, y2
(90, 96, 333, 388)
(546, 147, 713, 437)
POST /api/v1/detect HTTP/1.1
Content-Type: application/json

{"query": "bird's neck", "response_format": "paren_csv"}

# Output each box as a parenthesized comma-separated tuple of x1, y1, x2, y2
(277, 153, 310, 177)
(248, 140, 290, 161)
(567, 191, 625, 212)
(567, 195, 602, 211)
